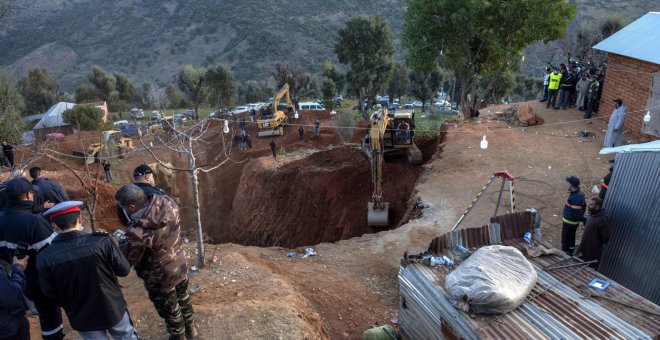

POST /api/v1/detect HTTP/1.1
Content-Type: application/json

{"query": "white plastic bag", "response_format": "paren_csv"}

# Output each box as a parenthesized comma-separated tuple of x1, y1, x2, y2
(445, 245, 537, 314)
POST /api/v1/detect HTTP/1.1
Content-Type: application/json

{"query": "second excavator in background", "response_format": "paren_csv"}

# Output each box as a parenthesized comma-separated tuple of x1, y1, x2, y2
(257, 84, 298, 137)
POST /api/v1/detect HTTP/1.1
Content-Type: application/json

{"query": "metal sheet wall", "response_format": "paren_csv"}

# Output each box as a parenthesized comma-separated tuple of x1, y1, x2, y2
(600, 151, 660, 304)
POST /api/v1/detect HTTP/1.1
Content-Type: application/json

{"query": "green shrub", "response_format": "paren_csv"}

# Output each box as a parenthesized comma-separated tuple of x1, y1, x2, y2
(334, 112, 356, 142)
(62, 106, 104, 131)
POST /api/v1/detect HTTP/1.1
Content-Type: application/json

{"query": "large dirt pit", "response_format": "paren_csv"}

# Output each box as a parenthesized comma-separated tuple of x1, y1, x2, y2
(195, 111, 440, 248)
(13, 109, 439, 249)
(201, 147, 422, 247)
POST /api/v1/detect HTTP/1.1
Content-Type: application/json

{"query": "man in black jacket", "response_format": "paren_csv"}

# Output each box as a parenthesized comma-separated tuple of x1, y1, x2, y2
(117, 164, 167, 226)
(577, 198, 611, 270)
(38, 201, 138, 339)
(133, 164, 166, 198)
(0, 177, 63, 339)
(1, 142, 14, 168)
(0, 254, 30, 340)
(561, 176, 586, 255)
(29, 167, 70, 210)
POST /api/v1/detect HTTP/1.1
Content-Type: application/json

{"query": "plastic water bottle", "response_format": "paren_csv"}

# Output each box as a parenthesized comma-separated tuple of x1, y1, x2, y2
(430, 256, 444, 267)
(456, 244, 470, 254)
(524, 232, 532, 243)
(443, 256, 454, 268)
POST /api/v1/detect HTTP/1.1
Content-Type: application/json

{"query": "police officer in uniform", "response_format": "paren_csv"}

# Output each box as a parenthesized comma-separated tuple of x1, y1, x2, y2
(562, 176, 586, 255)
(38, 201, 138, 339)
(0, 178, 63, 339)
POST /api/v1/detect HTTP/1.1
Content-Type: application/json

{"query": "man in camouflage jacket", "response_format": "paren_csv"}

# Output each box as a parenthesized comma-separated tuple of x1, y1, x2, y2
(115, 184, 196, 340)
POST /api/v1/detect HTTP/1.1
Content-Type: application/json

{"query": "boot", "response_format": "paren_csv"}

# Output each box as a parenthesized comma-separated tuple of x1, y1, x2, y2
(185, 323, 198, 339)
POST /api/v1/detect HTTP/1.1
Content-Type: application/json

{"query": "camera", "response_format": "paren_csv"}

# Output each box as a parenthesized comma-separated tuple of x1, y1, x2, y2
(15, 242, 29, 259)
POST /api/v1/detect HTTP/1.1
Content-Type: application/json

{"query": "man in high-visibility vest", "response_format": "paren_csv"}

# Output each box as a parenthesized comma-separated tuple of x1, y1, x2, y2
(562, 176, 586, 255)
(546, 68, 562, 109)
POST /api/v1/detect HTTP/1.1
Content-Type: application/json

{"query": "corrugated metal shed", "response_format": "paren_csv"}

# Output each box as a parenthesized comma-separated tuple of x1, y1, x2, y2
(33, 102, 76, 129)
(592, 12, 660, 65)
(599, 150, 660, 305)
(399, 212, 660, 339)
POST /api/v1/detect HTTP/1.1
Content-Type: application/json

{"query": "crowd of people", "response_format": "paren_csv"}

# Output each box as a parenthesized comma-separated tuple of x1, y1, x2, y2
(541, 61, 606, 119)
(0, 164, 196, 340)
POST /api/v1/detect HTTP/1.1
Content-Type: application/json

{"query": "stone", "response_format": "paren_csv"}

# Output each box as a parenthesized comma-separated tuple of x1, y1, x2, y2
(516, 104, 536, 126)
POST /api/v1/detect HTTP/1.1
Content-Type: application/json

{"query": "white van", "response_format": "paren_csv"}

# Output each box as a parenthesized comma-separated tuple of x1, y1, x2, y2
(299, 102, 325, 110)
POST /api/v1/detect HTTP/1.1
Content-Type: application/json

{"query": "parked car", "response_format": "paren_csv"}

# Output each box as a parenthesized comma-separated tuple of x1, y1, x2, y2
(113, 120, 129, 127)
(150, 111, 162, 120)
(412, 101, 424, 108)
(119, 122, 144, 137)
(43, 133, 65, 142)
(173, 113, 187, 123)
(129, 108, 144, 119)
(232, 106, 249, 114)
(388, 103, 400, 110)
(299, 102, 325, 110)
(404, 102, 414, 109)
(210, 109, 226, 118)
(184, 109, 196, 119)
(434, 100, 448, 107)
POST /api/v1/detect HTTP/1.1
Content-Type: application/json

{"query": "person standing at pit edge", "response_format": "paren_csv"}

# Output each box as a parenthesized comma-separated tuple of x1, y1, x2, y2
(38, 201, 138, 339)
(577, 197, 611, 270)
(604, 98, 627, 148)
(115, 184, 196, 340)
(561, 176, 586, 255)
(269, 138, 277, 158)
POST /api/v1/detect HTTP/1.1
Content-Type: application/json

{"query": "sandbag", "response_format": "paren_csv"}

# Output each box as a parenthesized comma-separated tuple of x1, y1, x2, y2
(445, 245, 537, 314)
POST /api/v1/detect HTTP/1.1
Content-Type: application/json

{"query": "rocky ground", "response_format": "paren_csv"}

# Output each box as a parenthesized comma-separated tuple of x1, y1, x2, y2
(9, 101, 618, 339)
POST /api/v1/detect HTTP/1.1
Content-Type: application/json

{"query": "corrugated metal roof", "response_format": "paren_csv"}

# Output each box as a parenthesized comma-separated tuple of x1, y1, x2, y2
(33, 102, 76, 129)
(600, 140, 660, 154)
(399, 212, 660, 339)
(592, 12, 660, 64)
(599, 151, 660, 305)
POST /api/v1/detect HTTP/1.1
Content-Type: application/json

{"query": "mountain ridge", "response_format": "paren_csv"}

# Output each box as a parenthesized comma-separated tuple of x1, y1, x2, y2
(1, 0, 655, 91)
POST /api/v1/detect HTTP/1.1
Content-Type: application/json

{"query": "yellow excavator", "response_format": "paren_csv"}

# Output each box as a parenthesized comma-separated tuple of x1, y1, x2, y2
(363, 108, 422, 226)
(257, 84, 297, 137)
(73, 130, 134, 165)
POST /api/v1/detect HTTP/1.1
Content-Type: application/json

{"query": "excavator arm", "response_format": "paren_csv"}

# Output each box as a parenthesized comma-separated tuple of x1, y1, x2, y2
(366, 109, 390, 226)
(257, 84, 296, 137)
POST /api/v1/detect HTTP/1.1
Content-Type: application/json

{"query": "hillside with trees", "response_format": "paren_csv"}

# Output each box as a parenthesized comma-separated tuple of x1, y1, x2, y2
(1, 0, 655, 91)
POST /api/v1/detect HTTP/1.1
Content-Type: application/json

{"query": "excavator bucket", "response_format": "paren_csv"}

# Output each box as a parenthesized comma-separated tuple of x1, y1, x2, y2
(72, 151, 95, 165)
(84, 155, 95, 165)
(368, 202, 390, 227)
(257, 126, 284, 137)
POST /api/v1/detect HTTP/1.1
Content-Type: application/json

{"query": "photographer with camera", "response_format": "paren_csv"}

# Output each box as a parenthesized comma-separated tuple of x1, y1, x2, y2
(38, 201, 138, 339)
(0, 253, 30, 340)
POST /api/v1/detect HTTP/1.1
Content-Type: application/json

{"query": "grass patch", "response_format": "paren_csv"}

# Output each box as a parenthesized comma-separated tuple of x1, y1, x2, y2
(414, 112, 453, 138)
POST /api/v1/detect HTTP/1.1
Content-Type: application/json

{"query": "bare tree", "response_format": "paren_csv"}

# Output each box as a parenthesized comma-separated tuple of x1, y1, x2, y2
(139, 91, 241, 267)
